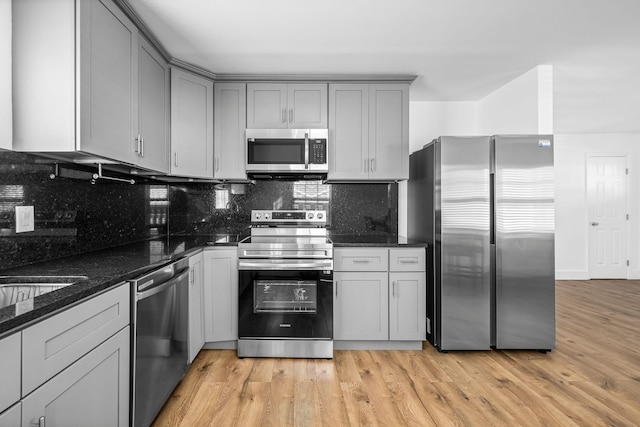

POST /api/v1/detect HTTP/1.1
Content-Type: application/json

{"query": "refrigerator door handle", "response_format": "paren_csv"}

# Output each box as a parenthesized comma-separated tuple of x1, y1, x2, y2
(490, 172, 495, 245)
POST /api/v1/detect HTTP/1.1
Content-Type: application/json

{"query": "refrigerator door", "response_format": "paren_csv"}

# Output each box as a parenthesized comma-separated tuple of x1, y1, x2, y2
(438, 136, 491, 350)
(494, 135, 555, 350)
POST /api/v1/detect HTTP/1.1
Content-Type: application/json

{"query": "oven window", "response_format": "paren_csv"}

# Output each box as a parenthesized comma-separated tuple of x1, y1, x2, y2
(254, 280, 317, 313)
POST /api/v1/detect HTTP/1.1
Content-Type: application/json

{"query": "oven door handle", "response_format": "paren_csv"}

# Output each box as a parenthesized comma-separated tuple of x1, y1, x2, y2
(238, 260, 333, 270)
(136, 268, 189, 301)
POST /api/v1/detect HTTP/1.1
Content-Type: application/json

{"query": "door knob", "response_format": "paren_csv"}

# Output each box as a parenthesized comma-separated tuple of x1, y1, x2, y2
(591, 222, 599, 226)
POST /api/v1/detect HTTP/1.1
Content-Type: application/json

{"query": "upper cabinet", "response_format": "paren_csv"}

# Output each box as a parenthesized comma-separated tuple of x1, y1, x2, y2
(12, 0, 170, 173)
(328, 83, 409, 181)
(214, 83, 247, 180)
(0, 0, 11, 150)
(170, 67, 214, 178)
(247, 83, 328, 129)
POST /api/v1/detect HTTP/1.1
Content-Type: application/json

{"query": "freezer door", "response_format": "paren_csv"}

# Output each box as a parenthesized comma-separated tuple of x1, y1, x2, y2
(494, 135, 555, 350)
(438, 136, 491, 350)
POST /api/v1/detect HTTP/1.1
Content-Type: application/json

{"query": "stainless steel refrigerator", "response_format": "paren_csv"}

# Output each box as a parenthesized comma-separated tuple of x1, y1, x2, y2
(408, 135, 555, 351)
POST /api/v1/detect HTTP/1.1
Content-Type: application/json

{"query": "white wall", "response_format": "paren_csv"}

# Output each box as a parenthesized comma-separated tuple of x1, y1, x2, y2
(1, 0, 11, 150)
(409, 101, 478, 153)
(478, 65, 553, 135)
(555, 133, 640, 279)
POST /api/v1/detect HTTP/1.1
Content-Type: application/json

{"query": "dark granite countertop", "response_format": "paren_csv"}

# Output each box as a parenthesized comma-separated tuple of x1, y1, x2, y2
(329, 234, 428, 248)
(0, 233, 243, 337)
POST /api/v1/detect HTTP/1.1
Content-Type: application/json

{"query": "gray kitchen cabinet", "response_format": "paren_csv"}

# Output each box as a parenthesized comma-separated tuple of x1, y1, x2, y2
(334, 247, 426, 343)
(0, 0, 10, 150)
(203, 248, 238, 343)
(389, 249, 426, 341)
(170, 67, 214, 178)
(21, 327, 130, 427)
(188, 251, 205, 362)
(328, 83, 409, 181)
(334, 271, 389, 341)
(0, 333, 20, 414)
(0, 403, 21, 427)
(21, 283, 130, 396)
(214, 83, 247, 180)
(137, 36, 170, 173)
(12, 0, 170, 172)
(247, 83, 328, 129)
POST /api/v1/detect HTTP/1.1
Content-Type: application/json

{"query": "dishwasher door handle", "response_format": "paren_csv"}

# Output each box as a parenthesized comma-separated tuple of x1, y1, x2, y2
(136, 268, 189, 301)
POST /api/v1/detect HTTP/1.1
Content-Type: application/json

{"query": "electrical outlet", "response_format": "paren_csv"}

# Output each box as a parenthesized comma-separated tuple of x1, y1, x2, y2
(15, 206, 35, 233)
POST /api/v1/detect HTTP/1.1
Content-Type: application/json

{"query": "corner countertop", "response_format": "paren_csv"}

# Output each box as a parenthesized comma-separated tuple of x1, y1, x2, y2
(0, 233, 243, 337)
(329, 234, 428, 248)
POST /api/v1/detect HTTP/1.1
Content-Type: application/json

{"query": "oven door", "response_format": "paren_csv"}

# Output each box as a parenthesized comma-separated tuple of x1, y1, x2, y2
(238, 264, 333, 340)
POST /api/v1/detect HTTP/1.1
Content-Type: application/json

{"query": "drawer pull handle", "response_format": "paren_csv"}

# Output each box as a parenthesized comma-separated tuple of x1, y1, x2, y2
(352, 260, 371, 264)
(398, 259, 417, 264)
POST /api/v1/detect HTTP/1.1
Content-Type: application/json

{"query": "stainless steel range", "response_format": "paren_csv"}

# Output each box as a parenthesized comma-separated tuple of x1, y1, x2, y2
(237, 210, 333, 358)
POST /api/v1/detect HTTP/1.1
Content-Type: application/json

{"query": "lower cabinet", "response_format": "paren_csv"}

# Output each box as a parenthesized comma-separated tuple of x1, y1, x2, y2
(334, 272, 389, 340)
(0, 333, 20, 415)
(188, 251, 205, 362)
(21, 327, 130, 427)
(334, 247, 426, 344)
(203, 248, 238, 343)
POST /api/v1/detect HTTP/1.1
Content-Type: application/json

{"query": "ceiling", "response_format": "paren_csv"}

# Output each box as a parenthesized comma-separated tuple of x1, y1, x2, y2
(127, 0, 640, 133)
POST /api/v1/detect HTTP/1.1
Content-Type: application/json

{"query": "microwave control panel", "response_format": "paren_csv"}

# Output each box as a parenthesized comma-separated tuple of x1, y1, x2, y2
(309, 139, 326, 164)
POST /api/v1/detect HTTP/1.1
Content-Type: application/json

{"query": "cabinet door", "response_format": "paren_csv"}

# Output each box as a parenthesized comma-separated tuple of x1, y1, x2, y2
(214, 83, 247, 180)
(0, 0, 10, 150)
(328, 84, 369, 180)
(203, 249, 238, 342)
(368, 84, 409, 180)
(170, 68, 214, 178)
(0, 403, 21, 427)
(188, 252, 205, 362)
(0, 333, 20, 414)
(21, 327, 130, 427)
(22, 284, 130, 396)
(334, 272, 388, 340)
(247, 83, 288, 129)
(137, 36, 170, 173)
(288, 84, 328, 128)
(78, 0, 138, 164)
(389, 272, 426, 341)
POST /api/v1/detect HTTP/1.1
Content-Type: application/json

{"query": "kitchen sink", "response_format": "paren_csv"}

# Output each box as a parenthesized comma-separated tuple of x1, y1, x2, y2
(0, 276, 88, 310)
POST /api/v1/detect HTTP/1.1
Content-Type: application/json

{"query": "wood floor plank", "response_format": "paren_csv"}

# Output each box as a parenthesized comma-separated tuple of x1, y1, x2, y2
(151, 280, 640, 427)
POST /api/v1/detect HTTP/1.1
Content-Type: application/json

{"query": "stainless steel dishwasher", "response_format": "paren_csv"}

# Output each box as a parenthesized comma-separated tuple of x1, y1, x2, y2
(130, 257, 190, 427)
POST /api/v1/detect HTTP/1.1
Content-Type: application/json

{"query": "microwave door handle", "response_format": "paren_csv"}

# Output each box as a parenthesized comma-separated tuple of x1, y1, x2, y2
(304, 132, 309, 170)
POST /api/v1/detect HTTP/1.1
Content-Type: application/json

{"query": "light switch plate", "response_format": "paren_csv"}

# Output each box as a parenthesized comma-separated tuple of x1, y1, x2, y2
(15, 205, 35, 233)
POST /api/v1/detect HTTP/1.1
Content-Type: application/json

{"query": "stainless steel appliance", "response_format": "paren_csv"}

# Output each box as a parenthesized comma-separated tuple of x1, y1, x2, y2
(237, 210, 333, 358)
(245, 129, 328, 178)
(408, 135, 555, 351)
(130, 257, 190, 427)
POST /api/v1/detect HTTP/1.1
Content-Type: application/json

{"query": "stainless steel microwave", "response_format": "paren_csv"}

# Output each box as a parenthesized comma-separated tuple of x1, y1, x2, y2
(246, 129, 328, 174)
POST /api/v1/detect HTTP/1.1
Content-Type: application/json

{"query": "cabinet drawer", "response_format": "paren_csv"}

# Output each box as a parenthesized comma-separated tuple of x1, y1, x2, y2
(389, 248, 426, 271)
(0, 402, 21, 427)
(334, 248, 388, 272)
(22, 283, 130, 396)
(0, 333, 20, 413)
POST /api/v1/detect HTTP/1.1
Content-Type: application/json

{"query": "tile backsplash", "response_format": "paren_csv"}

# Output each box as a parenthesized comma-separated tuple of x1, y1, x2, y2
(1, 150, 397, 270)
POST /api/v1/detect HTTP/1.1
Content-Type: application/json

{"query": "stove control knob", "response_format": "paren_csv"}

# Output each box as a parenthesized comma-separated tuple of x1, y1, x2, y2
(307, 212, 314, 220)
(255, 213, 262, 220)
(264, 213, 270, 220)
(317, 212, 324, 220)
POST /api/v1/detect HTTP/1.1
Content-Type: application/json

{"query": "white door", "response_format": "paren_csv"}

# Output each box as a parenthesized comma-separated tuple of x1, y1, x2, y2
(587, 155, 628, 279)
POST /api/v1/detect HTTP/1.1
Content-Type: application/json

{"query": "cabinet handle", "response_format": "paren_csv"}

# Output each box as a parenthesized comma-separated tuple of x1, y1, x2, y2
(215, 157, 219, 172)
(335, 281, 338, 297)
(398, 259, 417, 264)
(352, 259, 370, 264)
(39, 416, 46, 427)
(364, 158, 368, 173)
(370, 158, 375, 173)
(140, 135, 144, 157)
(392, 281, 397, 297)
(289, 108, 293, 123)
(135, 135, 141, 155)
(174, 152, 178, 167)
(282, 108, 287, 123)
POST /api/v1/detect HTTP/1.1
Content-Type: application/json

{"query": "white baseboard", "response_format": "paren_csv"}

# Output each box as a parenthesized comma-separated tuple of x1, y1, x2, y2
(555, 270, 590, 280)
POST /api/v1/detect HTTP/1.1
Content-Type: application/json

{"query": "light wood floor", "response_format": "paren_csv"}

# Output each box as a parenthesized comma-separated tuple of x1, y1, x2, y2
(152, 280, 640, 426)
